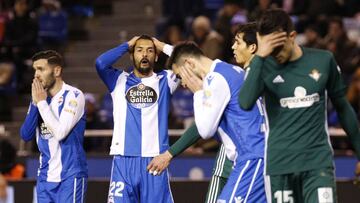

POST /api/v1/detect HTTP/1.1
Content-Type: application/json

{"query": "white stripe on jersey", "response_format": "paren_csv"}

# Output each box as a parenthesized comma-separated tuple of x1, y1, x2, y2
(47, 138, 62, 182)
(110, 73, 128, 155)
(218, 127, 237, 162)
(141, 77, 160, 156)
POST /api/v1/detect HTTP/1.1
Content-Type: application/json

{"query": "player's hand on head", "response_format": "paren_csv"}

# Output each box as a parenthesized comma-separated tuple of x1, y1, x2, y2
(152, 37, 165, 53)
(127, 36, 140, 49)
(32, 78, 47, 104)
(256, 32, 287, 58)
(146, 151, 173, 176)
(179, 66, 202, 93)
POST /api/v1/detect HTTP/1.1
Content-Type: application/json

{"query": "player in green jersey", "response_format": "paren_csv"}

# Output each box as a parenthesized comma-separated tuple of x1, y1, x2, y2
(238, 9, 360, 203)
(147, 23, 259, 203)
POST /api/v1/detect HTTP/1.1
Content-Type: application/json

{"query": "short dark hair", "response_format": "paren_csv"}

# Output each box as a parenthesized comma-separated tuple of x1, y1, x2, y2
(236, 22, 257, 46)
(129, 34, 156, 54)
(31, 50, 64, 67)
(167, 41, 203, 68)
(258, 9, 294, 35)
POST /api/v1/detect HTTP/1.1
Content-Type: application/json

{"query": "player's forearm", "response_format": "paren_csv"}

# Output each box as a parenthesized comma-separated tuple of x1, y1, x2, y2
(239, 55, 264, 110)
(168, 122, 201, 157)
(333, 96, 360, 159)
(95, 42, 129, 72)
(20, 103, 39, 141)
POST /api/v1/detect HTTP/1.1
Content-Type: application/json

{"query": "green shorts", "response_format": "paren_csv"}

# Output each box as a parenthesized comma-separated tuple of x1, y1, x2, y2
(267, 167, 337, 203)
(205, 144, 233, 203)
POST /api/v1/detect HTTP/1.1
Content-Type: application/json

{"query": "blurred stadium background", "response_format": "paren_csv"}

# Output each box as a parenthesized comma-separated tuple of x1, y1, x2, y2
(0, 0, 360, 202)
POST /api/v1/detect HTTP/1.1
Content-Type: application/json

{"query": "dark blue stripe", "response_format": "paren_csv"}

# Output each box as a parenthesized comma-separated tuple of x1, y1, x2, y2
(58, 90, 69, 116)
(157, 71, 170, 153)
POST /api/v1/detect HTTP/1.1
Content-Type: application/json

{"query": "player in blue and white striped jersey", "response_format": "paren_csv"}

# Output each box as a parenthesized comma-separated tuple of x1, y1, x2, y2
(20, 50, 88, 203)
(95, 35, 178, 203)
(168, 42, 267, 203)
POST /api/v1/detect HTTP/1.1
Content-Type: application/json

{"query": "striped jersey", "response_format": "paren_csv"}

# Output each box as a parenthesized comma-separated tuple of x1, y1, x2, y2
(95, 42, 179, 157)
(20, 82, 88, 182)
(194, 60, 265, 163)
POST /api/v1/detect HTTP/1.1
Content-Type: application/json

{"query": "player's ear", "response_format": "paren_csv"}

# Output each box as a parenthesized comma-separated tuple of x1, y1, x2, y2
(289, 31, 297, 42)
(54, 66, 62, 77)
(250, 44, 257, 54)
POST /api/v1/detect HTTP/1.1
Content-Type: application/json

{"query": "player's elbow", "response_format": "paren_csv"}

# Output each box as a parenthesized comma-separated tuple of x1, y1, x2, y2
(20, 126, 33, 142)
(197, 126, 215, 140)
(95, 57, 106, 72)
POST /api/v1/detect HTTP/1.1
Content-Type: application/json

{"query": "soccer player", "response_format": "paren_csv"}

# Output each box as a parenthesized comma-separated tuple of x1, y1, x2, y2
(147, 23, 260, 203)
(20, 50, 88, 203)
(165, 41, 266, 203)
(239, 9, 360, 203)
(95, 35, 178, 203)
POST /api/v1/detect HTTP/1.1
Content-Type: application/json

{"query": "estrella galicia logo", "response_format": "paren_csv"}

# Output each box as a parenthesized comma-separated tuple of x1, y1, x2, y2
(126, 83, 158, 108)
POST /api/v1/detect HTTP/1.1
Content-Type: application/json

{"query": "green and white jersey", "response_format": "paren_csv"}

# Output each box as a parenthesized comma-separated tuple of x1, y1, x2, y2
(245, 47, 346, 175)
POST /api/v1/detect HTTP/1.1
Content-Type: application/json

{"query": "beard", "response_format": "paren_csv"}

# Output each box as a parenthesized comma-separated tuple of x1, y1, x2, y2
(134, 57, 154, 75)
(42, 74, 56, 90)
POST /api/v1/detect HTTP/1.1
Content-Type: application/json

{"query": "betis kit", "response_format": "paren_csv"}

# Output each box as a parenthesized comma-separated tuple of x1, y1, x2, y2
(239, 47, 360, 203)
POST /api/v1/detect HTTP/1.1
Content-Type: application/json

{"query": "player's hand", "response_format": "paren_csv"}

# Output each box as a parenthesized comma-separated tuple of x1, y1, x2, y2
(147, 151, 173, 176)
(0, 174, 7, 200)
(152, 37, 165, 53)
(32, 78, 47, 104)
(127, 36, 140, 49)
(256, 32, 287, 58)
(179, 65, 202, 93)
(355, 161, 360, 177)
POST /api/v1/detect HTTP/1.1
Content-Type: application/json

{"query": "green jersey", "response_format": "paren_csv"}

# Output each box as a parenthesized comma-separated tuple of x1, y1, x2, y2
(241, 47, 346, 175)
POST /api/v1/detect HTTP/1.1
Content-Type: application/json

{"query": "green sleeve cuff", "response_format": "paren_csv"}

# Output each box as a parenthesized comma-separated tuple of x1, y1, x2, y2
(168, 122, 201, 157)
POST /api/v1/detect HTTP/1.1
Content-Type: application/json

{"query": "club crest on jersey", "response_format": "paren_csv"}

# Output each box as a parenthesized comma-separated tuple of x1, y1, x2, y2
(309, 69, 321, 81)
(40, 122, 53, 139)
(280, 86, 320, 108)
(126, 83, 158, 108)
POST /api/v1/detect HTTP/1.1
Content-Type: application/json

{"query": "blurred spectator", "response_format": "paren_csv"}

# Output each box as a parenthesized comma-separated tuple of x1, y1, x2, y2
(38, 0, 67, 53)
(247, 0, 279, 21)
(214, 0, 245, 62)
(0, 139, 25, 180)
(84, 93, 111, 152)
(1, 0, 38, 92)
(189, 15, 224, 60)
(171, 86, 194, 129)
(98, 93, 114, 128)
(0, 174, 7, 203)
(346, 68, 360, 121)
(155, 25, 184, 71)
(303, 24, 323, 49)
(323, 17, 358, 80)
(0, 62, 16, 121)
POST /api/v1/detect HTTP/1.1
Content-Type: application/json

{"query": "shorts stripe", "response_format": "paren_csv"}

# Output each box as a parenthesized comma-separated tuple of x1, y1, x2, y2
(207, 175, 220, 203)
(214, 145, 226, 176)
(81, 178, 85, 203)
(166, 169, 174, 203)
(73, 178, 77, 203)
(264, 175, 271, 203)
(229, 160, 251, 202)
(244, 159, 262, 203)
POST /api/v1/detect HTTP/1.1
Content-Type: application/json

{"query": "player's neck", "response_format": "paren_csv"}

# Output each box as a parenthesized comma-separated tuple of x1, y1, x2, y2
(289, 44, 303, 62)
(199, 57, 213, 79)
(244, 55, 255, 69)
(134, 69, 153, 78)
(48, 79, 63, 97)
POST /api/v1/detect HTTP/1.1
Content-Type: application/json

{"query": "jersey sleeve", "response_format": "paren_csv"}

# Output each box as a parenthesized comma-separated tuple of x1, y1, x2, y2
(20, 102, 39, 141)
(165, 70, 180, 94)
(238, 55, 265, 110)
(37, 91, 85, 141)
(162, 44, 173, 57)
(326, 54, 346, 99)
(95, 43, 129, 92)
(193, 72, 231, 139)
